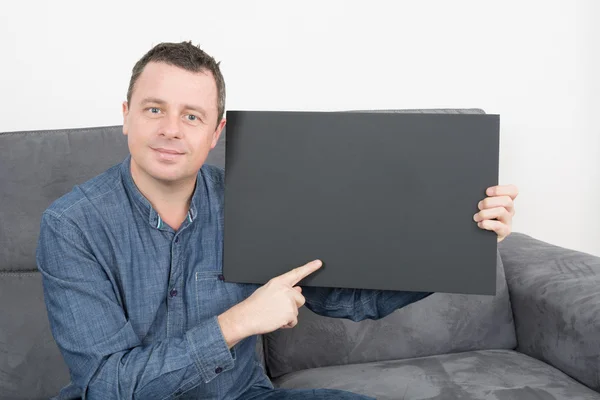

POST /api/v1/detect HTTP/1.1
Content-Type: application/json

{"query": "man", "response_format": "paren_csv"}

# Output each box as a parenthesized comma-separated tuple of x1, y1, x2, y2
(37, 41, 518, 400)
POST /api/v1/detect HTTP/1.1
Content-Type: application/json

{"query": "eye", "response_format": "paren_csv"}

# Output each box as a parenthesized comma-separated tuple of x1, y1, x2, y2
(149, 107, 160, 114)
(186, 114, 202, 125)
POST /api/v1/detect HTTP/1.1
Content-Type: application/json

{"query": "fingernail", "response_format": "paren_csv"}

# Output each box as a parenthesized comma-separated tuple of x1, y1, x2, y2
(473, 213, 479, 222)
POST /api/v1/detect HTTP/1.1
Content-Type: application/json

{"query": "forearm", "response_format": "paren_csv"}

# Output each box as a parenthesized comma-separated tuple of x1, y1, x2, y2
(57, 315, 235, 400)
(218, 306, 253, 349)
(87, 331, 204, 399)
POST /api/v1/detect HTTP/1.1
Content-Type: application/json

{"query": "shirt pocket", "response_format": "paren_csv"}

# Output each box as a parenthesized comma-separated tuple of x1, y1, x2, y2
(195, 270, 248, 323)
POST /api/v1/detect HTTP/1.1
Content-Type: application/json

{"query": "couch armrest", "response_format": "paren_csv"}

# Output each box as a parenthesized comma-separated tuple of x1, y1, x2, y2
(499, 232, 600, 392)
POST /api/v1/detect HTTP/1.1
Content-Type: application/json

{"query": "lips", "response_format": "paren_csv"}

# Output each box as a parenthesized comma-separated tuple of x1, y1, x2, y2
(152, 147, 184, 155)
(151, 147, 185, 163)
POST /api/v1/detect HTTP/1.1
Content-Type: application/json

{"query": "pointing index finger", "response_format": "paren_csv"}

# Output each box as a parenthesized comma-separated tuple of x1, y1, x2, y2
(278, 260, 323, 286)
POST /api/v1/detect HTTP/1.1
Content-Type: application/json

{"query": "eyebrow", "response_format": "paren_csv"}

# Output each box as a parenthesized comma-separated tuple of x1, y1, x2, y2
(140, 97, 208, 118)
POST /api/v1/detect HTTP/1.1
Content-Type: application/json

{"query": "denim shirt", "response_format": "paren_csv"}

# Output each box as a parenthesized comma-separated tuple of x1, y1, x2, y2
(36, 156, 432, 400)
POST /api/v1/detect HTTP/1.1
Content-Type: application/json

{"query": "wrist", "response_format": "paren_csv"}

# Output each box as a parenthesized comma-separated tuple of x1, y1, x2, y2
(218, 305, 252, 348)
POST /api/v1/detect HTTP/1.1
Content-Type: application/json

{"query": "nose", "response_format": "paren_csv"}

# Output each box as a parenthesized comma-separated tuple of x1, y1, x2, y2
(159, 113, 181, 139)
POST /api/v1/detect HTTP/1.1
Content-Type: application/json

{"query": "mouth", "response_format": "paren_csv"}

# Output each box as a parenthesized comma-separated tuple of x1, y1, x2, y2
(151, 147, 185, 162)
(152, 147, 185, 155)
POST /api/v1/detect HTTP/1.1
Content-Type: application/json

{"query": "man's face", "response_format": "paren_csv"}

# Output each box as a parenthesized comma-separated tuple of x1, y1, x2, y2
(122, 61, 225, 185)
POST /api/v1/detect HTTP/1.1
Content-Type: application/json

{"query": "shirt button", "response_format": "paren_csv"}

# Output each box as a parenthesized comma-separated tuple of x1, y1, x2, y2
(218, 274, 224, 281)
(215, 366, 223, 374)
(169, 289, 178, 297)
(174, 236, 179, 243)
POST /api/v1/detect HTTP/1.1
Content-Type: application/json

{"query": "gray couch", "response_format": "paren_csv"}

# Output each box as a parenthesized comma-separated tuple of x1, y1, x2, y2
(1, 111, 599, 399)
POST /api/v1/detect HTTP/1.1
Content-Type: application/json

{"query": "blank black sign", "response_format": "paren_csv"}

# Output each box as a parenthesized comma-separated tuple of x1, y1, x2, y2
(223, 111, 499, 295)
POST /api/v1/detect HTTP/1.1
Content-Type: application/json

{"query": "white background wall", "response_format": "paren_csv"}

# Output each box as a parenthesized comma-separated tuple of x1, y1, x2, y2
(1, 0, 598, 256)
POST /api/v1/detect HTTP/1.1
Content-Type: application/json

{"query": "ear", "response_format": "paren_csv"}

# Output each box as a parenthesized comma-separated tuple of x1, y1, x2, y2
(122, 101, 129, 136)
(210, 118, 226, 149)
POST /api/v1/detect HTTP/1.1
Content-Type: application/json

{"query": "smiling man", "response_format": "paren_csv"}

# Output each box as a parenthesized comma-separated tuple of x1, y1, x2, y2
(36, 41, 518, 400)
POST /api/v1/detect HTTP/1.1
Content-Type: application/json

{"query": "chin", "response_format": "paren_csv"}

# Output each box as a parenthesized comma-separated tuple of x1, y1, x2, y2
(149, 166, 189, 183)
(136, 158, 184, 182)
(131, 150, 202, 184)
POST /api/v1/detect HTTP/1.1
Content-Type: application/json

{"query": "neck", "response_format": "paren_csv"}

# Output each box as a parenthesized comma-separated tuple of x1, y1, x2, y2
(130, 159, 196, 230)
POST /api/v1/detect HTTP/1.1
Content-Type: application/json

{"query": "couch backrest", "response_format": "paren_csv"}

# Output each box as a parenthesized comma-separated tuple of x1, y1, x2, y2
(0, 126, 129, 399)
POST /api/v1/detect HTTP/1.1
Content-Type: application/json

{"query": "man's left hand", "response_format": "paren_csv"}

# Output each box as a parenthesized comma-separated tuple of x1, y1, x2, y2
(473, 184, 519, 242)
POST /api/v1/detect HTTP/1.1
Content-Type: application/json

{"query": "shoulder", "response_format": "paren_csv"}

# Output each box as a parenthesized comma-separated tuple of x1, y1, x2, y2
(200, 163, 225, 185)
(199, 163, 225, 194)
(197, 164, 226, 218)
(43, 162, 124, 222)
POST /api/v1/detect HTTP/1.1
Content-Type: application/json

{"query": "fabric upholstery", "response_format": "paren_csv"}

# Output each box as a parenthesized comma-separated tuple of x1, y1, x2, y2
(0, 272, 70, 399)
(273, 350, 600, 400)
(264, 252, 516, 378)
(499, 232, 600, 393)
(0, 126, 129, 272)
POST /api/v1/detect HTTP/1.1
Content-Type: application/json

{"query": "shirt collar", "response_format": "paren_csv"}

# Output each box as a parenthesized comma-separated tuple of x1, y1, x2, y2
(119, 155, 200, 230)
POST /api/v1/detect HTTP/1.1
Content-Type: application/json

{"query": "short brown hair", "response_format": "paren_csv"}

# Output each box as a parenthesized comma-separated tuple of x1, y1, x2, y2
(127, 41, 226, 126)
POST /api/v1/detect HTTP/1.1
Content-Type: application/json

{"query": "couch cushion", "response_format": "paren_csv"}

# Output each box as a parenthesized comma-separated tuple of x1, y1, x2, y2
(264, 251, 516, 378)
(273, 350, 600, 400)
(0, 126, 129, 272)
(0, 125, 225, 272)
(0, 272, 70, 399)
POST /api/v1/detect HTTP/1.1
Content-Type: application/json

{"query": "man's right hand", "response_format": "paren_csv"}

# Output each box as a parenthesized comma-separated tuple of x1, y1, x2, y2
(217, 259, 323, 348)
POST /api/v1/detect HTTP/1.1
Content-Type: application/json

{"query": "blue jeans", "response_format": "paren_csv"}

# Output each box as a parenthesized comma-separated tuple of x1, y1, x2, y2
(240, 387, 376, 399)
